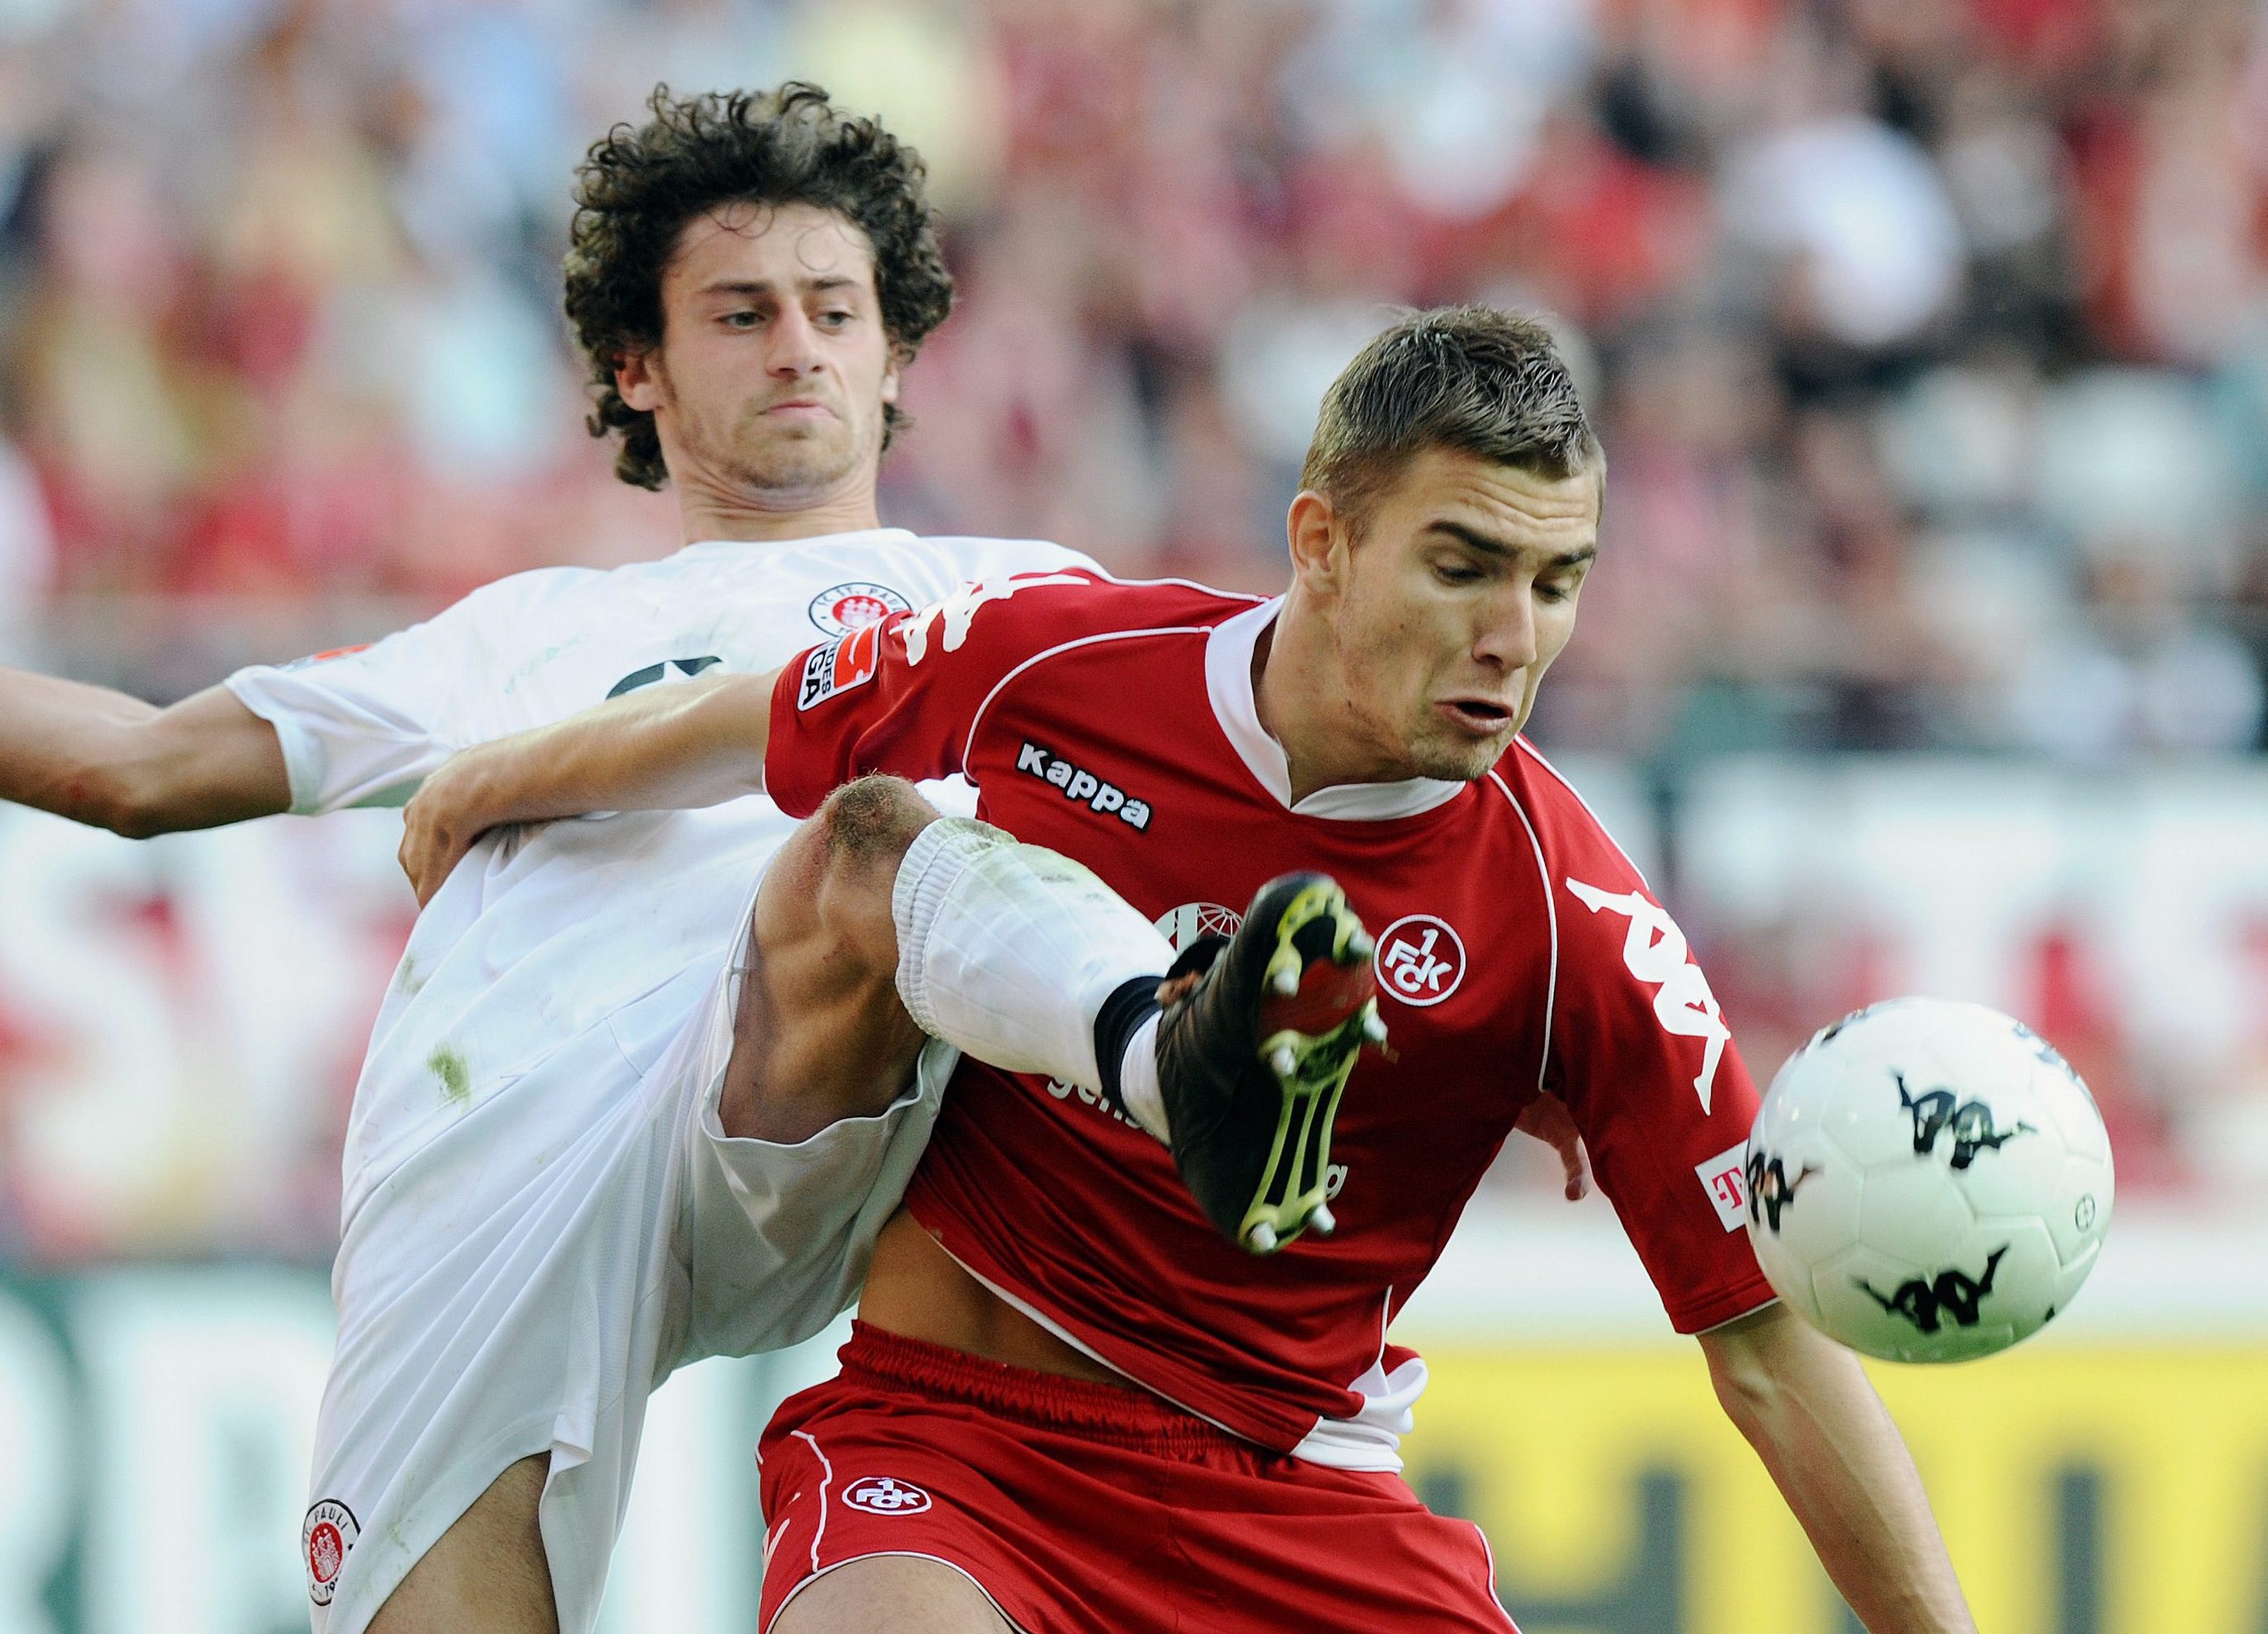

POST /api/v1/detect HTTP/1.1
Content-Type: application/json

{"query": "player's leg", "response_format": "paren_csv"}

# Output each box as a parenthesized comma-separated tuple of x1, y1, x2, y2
(721, 771, 1204, 1145)
(364, 1455, 556, 1634)
(720, 774, 1386, 1251)
(772, 1557, 1015, 1634)
(309, 966, 715, 1634)
(717, 774, 939, 1143)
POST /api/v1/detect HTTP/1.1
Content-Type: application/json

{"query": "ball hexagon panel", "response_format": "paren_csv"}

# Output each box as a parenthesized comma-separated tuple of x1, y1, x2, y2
(1940, 1096, 2068, 1225)
(2033, 1060, 2115, 1165)
(1854, 1159, 1978, 1269)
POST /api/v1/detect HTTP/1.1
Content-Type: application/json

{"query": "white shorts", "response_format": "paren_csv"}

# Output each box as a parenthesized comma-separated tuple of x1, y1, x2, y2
(303, 858, 956, 1634)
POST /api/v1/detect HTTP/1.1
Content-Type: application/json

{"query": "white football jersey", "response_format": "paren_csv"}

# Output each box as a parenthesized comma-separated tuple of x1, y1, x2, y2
(227, 528, 1094, 1238)
(238, 529, 1100, 1633)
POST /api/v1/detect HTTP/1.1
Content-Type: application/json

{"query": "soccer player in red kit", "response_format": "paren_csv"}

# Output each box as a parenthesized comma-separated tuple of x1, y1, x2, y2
(402, 309, 1977, 1633)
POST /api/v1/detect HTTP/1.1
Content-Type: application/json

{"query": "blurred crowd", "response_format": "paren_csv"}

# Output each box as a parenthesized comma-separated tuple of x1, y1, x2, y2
(2, 0, 2266, 758)
(7, 0, 2268, 1248)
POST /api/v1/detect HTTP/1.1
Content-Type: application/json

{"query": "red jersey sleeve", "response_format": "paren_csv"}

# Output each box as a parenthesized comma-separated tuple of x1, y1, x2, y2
(1538, 777, 1777, 1334)
(766, 569, 1233, 818)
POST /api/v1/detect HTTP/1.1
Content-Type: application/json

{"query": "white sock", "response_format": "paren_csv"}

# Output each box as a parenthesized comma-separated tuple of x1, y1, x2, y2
(1115, 1013, 1168, 1142)
(892, 817, 1173, 1092)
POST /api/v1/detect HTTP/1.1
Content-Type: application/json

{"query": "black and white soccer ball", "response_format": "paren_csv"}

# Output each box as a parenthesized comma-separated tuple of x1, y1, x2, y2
(1744, 998, 2114, 1363)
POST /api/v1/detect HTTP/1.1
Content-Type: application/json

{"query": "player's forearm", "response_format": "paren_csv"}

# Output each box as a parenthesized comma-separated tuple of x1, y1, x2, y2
(445, 671, 778, 826)
(0, 671, 289, 835)
(397, 670, 782, 904)
(1701, 1306, 1975, 1634)
(0, 668, 156, 824)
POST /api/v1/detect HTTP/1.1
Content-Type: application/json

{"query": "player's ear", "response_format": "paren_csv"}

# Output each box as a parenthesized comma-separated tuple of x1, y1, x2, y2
(880, 354, 903, 409)
(616, 347, 662, 413)
(1285, 490, 1346, 591)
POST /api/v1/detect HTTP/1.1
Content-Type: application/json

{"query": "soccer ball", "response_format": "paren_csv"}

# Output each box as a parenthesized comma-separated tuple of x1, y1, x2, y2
(1744, 998, 2114, 1363)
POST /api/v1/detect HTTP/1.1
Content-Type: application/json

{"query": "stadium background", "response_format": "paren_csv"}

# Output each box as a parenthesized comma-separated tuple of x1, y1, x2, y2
(1, 0, 2265, 1629)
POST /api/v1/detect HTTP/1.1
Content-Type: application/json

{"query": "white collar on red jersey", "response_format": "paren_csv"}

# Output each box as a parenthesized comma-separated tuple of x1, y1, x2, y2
(1205, 598, 1468, 822)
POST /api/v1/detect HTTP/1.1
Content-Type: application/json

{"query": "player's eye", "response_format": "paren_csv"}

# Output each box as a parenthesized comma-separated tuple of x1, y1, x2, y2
(1433, 562, 1483, 586)
(816, 309, 855, 328)
(1535, 580, 1573, 605)
(722, 310, 761, 329)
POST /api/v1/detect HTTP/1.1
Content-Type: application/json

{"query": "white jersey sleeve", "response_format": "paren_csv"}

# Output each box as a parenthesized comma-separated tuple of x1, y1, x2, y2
(225, 571, 583, 815)
(223, 534, 1102, 817)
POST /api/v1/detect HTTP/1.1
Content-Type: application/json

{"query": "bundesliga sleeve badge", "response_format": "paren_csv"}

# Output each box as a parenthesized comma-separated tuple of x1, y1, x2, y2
(797, 622, 884, 710)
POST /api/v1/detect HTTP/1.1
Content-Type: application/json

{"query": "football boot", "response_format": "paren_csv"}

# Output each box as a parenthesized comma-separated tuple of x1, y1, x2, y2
(1151, 873, 1387, 1254)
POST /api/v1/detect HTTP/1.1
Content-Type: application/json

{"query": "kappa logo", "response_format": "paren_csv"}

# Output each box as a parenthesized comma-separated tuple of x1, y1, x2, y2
(1565, 878, 1730, 1115)
(843, 1475, 933, 1516)
(797, 622, 884, 711)
(1745, 1149, 1819, 1233)
(1895, 1071, 2036, 1170)
(1693, 1139, 1750, 1232)
(1016, 740, 1152, 829)
(902, 573, 1088, 664)
(608, 654, 723, 699)
(1375, 913, 1466, 1007)
(303, 1499, 359, 1606)
(1859, 1245, 2009, 1335)
(808, 581, 911, 638)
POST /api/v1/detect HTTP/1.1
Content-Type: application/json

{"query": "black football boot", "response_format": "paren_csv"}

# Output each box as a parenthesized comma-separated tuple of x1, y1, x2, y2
(1100, 873, 1387, 1254)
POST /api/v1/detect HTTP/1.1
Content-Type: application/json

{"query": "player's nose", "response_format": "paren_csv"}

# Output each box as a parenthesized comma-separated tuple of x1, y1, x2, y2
(1471, 593, 1537, 672)
(765, 306, 826, 376)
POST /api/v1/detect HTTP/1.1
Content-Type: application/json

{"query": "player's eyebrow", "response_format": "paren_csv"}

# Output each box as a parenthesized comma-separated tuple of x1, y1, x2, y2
(1426, 519, 1596, 571)
(697, 276, 864, 299)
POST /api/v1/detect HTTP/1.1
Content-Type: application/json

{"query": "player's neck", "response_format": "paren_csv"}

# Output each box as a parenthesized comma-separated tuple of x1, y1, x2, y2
(1251, 600, 1407, 804)
(673, 470, 885, 545)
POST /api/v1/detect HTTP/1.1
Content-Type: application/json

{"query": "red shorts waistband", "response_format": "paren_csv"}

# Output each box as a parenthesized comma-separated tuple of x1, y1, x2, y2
(839, 1321, 1246, 1459)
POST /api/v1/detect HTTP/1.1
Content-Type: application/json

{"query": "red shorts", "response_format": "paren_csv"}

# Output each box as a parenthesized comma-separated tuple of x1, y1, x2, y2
(757, 1323, 1518, 1633)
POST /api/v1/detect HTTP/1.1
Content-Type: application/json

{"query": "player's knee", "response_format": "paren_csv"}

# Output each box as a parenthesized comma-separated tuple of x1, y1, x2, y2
(813, 775, 936, 870)
(804, 776, 938, 947)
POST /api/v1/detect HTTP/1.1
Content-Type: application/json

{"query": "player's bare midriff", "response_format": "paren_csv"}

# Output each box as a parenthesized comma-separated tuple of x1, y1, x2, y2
(859, 1207, 1134, 1386)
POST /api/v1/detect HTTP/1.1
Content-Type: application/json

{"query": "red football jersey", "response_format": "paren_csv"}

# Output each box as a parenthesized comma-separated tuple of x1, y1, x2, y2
(769, 571, 1775, 1468)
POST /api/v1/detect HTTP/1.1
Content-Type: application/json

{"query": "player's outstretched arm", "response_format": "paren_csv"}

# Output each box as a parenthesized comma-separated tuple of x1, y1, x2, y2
(0, 670, 291, 836)
(399, 668, 779, 903)
(1698, 1304, 1976, 1633)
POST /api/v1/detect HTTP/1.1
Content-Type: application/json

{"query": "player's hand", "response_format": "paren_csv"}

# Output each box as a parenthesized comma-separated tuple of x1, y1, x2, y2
(400, 747, 522, 906)
(1516, 1092, 1590, 1202)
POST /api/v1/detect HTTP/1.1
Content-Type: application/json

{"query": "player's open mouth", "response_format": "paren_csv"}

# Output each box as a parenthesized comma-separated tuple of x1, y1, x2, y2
(1437, 699, 1512, 733)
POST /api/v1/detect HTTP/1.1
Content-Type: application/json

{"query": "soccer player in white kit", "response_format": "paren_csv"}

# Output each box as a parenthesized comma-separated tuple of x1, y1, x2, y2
(0, 85, 1251, 1634)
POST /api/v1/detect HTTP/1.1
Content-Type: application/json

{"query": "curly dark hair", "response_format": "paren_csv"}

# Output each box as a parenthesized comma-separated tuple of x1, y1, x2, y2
(564, 84, 955, 490)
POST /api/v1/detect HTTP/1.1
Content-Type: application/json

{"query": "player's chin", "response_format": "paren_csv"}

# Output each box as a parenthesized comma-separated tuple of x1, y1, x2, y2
(1408, 725, 1514, 783)
(735, 439, 855, 495)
